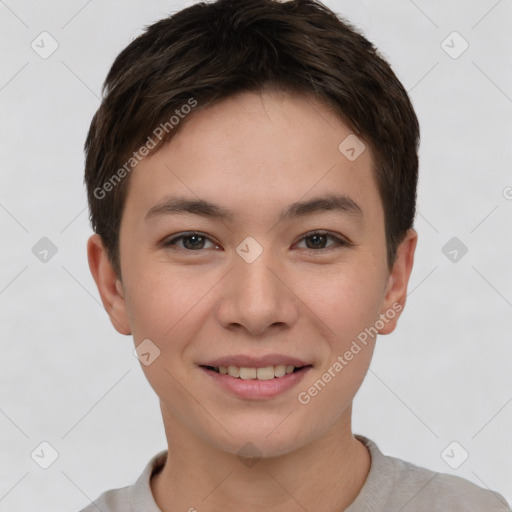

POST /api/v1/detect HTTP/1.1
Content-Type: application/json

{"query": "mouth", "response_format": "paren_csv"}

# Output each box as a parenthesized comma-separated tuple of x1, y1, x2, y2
(198, 355, 313, 399)
(201, 364, 311, 380)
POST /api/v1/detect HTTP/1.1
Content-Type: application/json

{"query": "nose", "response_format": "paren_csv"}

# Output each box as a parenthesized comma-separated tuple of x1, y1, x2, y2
(215, 249, 299, 337)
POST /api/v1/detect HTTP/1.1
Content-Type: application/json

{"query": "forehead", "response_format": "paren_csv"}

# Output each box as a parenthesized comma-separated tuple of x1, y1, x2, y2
(123, 89, 383, 229)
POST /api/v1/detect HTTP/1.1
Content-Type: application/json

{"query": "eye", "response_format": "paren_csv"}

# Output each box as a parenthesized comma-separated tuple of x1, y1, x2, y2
(163, 232, 219, 251)
(294, 231, 348, 252)
(162, 230, 349, 253)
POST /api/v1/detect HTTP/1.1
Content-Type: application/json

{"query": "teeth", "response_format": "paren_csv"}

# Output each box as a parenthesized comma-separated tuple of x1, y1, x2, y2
(215, 364, 301, 380)
(256, 366, 274, 380)
(274, 364, 286, 377)
(227, 366, 240, 378)
(239, 367, 257, 379)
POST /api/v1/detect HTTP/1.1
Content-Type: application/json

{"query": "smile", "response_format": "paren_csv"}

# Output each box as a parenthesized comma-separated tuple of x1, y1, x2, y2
(203, 364, 307, 380)
(199, 364, 312, 399)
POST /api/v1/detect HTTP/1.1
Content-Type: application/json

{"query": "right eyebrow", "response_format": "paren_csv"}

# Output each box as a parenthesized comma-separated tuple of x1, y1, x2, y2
(145, 196, 235, 222)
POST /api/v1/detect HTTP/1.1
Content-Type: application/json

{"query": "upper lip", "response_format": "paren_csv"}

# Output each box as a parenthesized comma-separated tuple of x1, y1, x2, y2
(200, 354, 311, 368)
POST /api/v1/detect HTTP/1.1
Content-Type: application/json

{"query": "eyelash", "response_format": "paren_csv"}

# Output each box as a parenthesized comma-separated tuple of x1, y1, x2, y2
(163, 230, 349, 255)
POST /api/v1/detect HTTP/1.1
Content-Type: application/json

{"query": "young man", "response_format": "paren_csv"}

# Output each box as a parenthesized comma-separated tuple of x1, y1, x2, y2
(81, 0, 511, 510)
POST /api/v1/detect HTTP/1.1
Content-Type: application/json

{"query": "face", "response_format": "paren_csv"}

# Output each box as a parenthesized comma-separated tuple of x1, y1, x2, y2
(89, 88, 416, 458)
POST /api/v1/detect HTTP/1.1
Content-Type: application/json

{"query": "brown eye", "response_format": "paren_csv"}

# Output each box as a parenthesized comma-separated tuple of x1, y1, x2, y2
(296, 231, 347, 251)
(164, 232, 218, 251)
(305, 233, 328, 249)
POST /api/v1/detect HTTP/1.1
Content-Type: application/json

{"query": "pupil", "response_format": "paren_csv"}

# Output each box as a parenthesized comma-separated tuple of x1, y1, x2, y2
(184, 235, 204, 250)
(307, 234, 326, 249)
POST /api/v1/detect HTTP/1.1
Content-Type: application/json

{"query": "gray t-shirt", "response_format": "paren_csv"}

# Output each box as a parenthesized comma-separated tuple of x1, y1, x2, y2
(79, 435, 511, 511)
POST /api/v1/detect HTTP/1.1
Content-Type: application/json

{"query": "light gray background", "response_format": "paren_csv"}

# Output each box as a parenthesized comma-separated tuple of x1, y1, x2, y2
(1, 0, 511, 510)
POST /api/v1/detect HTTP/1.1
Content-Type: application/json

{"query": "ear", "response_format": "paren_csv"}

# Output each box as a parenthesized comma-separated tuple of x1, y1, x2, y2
(87, 234, 131, 335)
(377, 228, 418, 335)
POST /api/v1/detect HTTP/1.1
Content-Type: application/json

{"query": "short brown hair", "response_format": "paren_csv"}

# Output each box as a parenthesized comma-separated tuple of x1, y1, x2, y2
(84, 0, 419, 277)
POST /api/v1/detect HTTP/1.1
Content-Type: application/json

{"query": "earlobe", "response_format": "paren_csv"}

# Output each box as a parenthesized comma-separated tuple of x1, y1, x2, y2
(87, 234, 132, 335)
(377, 228, 418, 335)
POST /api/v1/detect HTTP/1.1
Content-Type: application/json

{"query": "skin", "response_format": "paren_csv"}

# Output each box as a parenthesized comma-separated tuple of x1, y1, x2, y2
(88, 88, 417, 512)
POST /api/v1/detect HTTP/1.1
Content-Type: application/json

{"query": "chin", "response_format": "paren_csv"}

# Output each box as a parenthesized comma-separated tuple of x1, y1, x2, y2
(207, 421, 314, 460)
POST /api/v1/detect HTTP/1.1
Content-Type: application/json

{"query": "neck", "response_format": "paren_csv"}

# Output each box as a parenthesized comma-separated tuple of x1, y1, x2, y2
(151, 404, 370, 512)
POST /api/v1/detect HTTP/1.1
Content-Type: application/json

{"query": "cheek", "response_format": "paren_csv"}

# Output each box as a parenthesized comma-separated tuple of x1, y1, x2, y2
(123, 262, 224, 347)
(294, 264, 382, 422)
(299, 259, 385, 409)
(122, 263, 180, 341)
(293, 259, 385, 340)
(123, 266, 212, 402)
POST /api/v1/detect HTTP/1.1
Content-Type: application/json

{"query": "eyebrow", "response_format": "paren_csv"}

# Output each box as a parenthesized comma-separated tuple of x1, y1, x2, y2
(145, 193, 363, 222)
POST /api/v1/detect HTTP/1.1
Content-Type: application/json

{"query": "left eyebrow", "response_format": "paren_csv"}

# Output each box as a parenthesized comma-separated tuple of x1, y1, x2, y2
(145, 193, 363, 222)
(278, 193, 362, 220)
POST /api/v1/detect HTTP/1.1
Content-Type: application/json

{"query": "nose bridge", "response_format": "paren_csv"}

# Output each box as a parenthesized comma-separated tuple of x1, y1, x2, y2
(239, 252, 279, 305)
(216, 245, 298, 335)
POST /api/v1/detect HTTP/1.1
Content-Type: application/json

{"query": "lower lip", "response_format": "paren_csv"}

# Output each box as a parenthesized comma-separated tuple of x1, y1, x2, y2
(200, 366, 312, 400)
